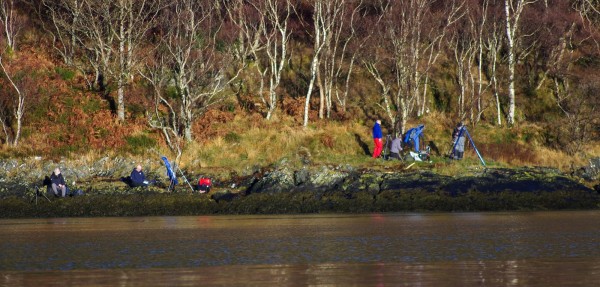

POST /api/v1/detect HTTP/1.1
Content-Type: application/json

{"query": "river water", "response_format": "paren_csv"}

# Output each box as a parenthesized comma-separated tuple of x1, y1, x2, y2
(1, 211, 600, 286)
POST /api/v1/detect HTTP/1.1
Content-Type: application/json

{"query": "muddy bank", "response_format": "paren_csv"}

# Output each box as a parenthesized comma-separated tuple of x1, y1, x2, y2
(0, 157, 599, 217)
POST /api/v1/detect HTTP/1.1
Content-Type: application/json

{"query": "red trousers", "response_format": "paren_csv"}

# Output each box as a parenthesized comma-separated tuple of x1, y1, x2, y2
(373, 138, 383, 158)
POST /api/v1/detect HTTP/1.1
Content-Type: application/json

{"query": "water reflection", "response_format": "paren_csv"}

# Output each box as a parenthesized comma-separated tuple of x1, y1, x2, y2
(3, 260, 600, 286)
(1, 211, 600, 286)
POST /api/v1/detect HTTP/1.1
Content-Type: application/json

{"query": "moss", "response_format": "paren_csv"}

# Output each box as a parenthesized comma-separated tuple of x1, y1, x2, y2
(1, 185, 599, 218)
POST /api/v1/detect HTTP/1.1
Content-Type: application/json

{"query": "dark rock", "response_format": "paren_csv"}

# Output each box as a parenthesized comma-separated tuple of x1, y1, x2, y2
(294, 168, 309, 186)
(248, 166, 295, 194)
(381, 171, 447, 192)
(306, 166, 349, 191)
(211, 190, 240, 202)
(342, 172, 381, 193)
(577, 158, 600, 181)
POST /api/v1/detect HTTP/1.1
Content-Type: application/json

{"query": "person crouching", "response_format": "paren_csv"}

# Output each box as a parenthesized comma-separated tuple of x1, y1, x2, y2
(197, 177, 212, 193)
(389, 134, 403, 160)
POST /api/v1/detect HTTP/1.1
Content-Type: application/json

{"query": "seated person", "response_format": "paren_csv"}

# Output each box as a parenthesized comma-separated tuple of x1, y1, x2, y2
(49, 168, 68, 197)
(130, 164, 150, 187)
(389, 135, 403, 160)
(197, 177, 212, 193)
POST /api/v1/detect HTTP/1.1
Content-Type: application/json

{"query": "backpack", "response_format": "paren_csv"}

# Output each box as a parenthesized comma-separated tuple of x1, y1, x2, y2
(70, 189, 84, 197)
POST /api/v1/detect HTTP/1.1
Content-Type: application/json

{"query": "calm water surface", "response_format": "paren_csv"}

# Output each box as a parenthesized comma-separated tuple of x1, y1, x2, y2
(1, 211, 600, 286)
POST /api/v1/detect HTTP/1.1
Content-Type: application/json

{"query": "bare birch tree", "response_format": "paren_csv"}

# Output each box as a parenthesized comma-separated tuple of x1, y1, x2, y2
(302, 0, 337, 127)
(365, 0, 463, 134)
(38, 0, 84, 67)
(223, 0, 265, 98)
(317, 0, 363, 119)
(256, 0, 292, 120)
(40, 0, 163, 122)
(485, 20, 504, 126)
(223, 0, 292, 120)
(139, 49, 185, 161)
(226, 0, 292, 120)
(472, 0, 494, 124)
(452, 0, 498, 125)
(0, 0, 23, 51)
(141, 0, 239, 151)
(504, 0, 537, 126)
(451, 29, 476, 121)
(0, 56, 25, 146)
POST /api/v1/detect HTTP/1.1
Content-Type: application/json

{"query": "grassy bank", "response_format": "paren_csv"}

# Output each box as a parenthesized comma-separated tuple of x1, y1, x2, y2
(127, 112, 598, 182)
(3, 111, 596, 191)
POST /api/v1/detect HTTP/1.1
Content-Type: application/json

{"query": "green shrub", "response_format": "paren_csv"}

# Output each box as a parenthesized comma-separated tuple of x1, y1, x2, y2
(55, 67, 76, 81)
(125, 134, 157, 154)
(224, 132, 241, 143)
(127, 103, 146, 119)
(83, 98, 103, 113)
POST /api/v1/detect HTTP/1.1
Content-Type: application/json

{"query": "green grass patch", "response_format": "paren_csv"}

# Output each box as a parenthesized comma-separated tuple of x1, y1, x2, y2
(55, 67, 76, 81)
(224, 132, 241, 143)
(125, 134, 158, 154)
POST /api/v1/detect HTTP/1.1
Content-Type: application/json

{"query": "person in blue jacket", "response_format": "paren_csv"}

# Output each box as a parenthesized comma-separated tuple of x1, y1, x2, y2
(130, 164, 149, 187)
(372, 120, 383, 158)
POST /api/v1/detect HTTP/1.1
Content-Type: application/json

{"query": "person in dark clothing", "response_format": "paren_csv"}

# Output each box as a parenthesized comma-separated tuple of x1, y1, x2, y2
(130, 164, 149, 187)
(452, 122, 466, 160)
(389, 134, 403, 160)
(372, 120, 383, 158)
(50, 168, 67, 197)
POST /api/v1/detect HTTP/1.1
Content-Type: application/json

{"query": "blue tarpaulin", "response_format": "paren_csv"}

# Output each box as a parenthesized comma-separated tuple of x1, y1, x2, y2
(161, 156, 179, 185)
(403, 124, 425, 151)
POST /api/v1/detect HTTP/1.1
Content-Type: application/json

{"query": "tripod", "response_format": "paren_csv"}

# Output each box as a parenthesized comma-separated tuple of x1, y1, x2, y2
(34, 185, 51, 205)
(382, 134, 392, 160)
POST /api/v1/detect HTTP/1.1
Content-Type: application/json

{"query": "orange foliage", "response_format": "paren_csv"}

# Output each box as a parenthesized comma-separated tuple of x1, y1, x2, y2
(193, 109, 236, 141)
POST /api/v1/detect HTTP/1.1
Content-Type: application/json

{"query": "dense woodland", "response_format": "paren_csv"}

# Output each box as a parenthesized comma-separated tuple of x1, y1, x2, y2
(0, 0, 598, 163)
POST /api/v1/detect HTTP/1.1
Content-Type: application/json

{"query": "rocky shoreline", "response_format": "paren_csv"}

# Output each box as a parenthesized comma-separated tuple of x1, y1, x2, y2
(0, 157, 599, 217)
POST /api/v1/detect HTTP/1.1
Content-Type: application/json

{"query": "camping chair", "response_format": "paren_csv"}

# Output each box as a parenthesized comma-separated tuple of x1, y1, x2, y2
(161, 156, 179, 192)
(161, 156, 194, 192)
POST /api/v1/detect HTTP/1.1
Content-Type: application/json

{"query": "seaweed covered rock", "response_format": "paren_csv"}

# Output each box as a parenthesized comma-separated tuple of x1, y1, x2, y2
(437, 167, 593, 195)
(302, 165, 352, 192)
(575, 158, 600, 181)
(381, 171, 449, 192)
(247, 166, 295, 194)
(211, 189, 240, 202)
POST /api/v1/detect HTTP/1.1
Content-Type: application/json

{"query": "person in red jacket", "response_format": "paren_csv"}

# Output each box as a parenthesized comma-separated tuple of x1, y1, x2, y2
(372, 120, 383, 158)
(198, 177, 212, 193)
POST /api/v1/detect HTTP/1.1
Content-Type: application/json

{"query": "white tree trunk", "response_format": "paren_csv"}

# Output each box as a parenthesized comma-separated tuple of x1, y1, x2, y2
(0, 56, 24, 147)
(303, 1, 326, 127)
(0, 0, 19, 51)
(303, 53, 321, 127)
(504, 0, 537, 125)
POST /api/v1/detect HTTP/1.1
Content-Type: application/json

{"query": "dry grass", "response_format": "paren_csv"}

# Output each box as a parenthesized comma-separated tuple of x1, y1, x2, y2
(175, 112, 597, 176)
(4, 105, 595, 178)
(178, 115, 379, 174)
